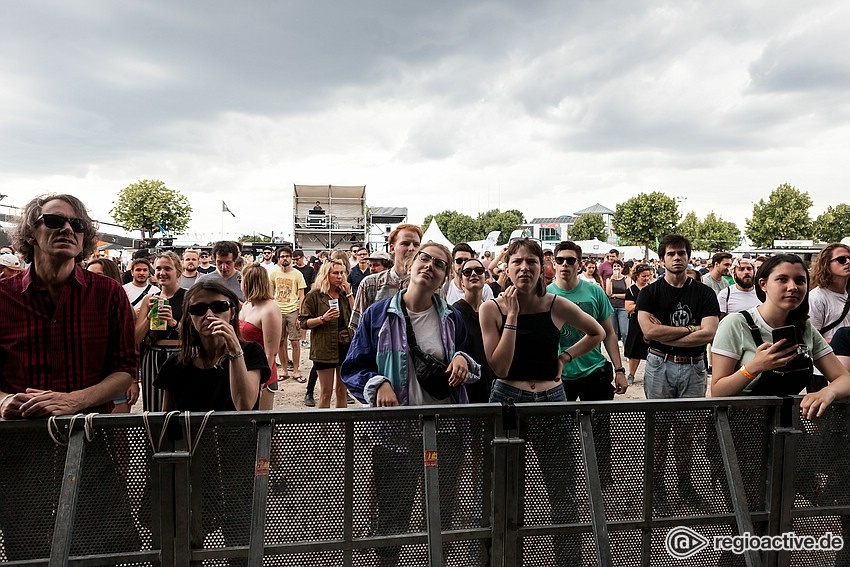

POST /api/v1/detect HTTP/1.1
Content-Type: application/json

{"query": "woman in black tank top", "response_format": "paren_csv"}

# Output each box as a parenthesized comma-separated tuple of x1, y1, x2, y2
(478, 239, 605, 565)
(479, 239, 605, 395)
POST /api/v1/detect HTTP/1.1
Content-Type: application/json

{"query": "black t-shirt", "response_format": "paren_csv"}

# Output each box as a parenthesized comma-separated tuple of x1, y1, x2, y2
(452, 298, 494, 403)
(197, 265, 217, 274)
(294, 264, 316, 291)
(153, 341, 269, 411)
(635, 276, 720, 357)
(831, 327, 850, 357)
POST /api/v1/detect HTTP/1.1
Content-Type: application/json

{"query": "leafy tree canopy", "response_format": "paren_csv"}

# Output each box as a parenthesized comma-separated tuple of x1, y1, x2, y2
(677, 211, 740, 252)
(111, 179, 193, 237)
(814, 204, 850, 243)
(745, 183, 813, 248)
(569, 213, 607, 242)
(422, 210, 479, 244)
(612, 192, 679, 255)
(476, 209, 525, 245)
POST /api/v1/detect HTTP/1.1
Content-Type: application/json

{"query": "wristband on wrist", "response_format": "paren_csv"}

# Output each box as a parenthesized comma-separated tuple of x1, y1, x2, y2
(614, 367, 626, 374)
(227, 350, 244, 361)
(740, 366, 757, 380)
(503, 323, 517, 331)
(563, 351, 573, 364)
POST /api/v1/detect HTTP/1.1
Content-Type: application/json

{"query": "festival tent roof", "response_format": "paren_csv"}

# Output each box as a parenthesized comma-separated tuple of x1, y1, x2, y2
(422, 219, 453, 248)
(572, 238, 611, 256)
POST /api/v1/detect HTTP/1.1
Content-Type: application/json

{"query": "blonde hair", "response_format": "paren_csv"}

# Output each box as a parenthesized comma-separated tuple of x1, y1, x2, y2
(314, 259, 349, 294)
(329, 250, 351, 272)
(404, 241, 452, 286)
(155, 250, 183, 277)
(241, 263, 273, 303)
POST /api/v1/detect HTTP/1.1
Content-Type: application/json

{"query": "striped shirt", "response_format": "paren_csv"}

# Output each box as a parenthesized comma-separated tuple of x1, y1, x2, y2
(0, 265, 138, 411)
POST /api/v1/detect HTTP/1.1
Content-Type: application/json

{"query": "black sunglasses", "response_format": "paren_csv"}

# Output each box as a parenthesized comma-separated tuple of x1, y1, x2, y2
(831, 255, 850, 265)
(454, 257, 467, 265)
(462, 266, 486, 277)
(416, 251, 448, 271)
(37, 214, 87, 233)
(188, 300, 233, 316)
(554, 256, 579, 265)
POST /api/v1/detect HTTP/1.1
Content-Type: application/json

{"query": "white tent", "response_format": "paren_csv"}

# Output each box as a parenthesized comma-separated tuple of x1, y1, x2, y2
(421, 219, 453, 248)
(572, 239, 612, 257)
(612, 245, 659, 261)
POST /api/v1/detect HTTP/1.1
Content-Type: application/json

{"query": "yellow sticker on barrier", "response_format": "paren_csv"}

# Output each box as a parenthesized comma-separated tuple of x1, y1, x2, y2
(255, 458, 270, 476)
(424, 450, 438, 468)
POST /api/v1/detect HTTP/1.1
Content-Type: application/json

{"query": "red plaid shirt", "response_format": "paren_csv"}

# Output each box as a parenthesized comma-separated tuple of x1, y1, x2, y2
(0, 265, 138, 412)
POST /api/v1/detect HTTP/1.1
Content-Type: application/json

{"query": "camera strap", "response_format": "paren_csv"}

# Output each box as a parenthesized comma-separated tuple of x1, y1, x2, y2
(819, 299, 850, 336)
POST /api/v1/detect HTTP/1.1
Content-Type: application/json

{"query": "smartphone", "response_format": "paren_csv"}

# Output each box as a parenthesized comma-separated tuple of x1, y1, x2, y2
(771, 325, 798, 346)
(328, 298, 339, 310)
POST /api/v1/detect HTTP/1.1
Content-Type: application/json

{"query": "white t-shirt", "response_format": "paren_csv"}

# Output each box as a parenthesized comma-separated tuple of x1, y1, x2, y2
(717, 286, 762, 315)
(712, 307, 832, 393)
(579, 274, 600, 286)
(260, 261, 277, 274)
(123, 281, 161, 306)
(406, 305, 450, 406)
(444, 279, 494, 304)
(808, 287, 850, 340)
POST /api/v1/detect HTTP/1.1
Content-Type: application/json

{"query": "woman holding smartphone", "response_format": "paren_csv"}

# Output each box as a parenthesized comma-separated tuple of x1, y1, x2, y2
(711, 254, 850, 418)
(299, 259, 354, 408)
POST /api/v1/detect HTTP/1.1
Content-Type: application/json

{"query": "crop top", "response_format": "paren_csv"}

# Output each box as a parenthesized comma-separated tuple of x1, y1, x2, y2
(493, 296, 560, 381)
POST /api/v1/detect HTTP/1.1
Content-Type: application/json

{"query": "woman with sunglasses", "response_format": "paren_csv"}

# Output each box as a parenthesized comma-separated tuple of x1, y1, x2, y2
(135, 251, 186, 413)
(711, 254, 850, 417)
(154, 281, 270, 411)
(299, 259, 354, 408)
(479, 238, 604, 565)
(239, 264, 283, 410)
(342, 242, 480, 565)
(579, 259, 603, 286)
(452, 258, 495, 403)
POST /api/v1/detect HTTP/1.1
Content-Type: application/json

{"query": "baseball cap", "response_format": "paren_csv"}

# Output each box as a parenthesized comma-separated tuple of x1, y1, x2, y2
(132, 249, 149, 259)
(0, 255, 24, 270)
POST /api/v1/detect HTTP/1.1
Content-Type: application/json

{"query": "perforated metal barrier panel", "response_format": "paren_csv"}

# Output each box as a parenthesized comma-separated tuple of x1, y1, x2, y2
(1, 399, 848, 567)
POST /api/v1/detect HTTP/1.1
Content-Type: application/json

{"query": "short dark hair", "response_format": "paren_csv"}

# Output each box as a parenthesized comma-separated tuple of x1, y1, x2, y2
(452, 242, 475, 258)
(13, 194, 98, 264)
(554, 241, 582, 258)
(658, 234, 692, 259)
(212, 241, 240, 260)
(609, 249, 619, 256)
(292, 249, 305, 258)
(276, 246, 293, 257)
(711, 252, 733, 266)
(130, 258, 152, 271)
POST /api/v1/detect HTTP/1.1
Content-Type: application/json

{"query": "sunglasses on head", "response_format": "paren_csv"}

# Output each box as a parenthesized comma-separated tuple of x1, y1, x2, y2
(416, 250, 448, 271)
(37, 214, 86, 233)
(188, 300, 232, 316)
(554, 256, 579, 265)
(462, 266, 486, 277)
(831, 255, 850, 265)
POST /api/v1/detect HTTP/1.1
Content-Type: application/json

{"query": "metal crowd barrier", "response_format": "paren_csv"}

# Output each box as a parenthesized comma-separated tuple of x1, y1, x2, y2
(1, 397, 849, 566)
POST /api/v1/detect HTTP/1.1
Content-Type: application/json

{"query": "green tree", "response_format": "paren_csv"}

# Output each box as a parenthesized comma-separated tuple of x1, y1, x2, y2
(676, 211, 701, 243)
(612, 192, 679, 258)
(814, 204, 850, 243)
(421, 210, 479, 244)
(111, 179, 193, 237)
(745, 183, 813, 248)
(698, 212, 740, 252)
(476, 209, 525, 245)
(569, 213, 607, 241)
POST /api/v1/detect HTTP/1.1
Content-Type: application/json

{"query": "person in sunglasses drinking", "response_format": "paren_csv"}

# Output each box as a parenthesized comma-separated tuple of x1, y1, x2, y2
(154, 281, 270, 411)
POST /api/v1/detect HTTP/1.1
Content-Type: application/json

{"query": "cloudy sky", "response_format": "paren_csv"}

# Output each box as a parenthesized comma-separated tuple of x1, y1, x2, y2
(2, 1, 849, 241)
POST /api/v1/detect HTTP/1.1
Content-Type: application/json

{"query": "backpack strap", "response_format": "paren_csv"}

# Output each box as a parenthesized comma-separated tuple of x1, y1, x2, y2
(131, 283, 152, 307)
(740, 310, 764, 347)
(819, 299, 850, 336)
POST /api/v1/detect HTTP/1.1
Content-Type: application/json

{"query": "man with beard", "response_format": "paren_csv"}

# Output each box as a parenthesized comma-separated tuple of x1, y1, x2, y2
(701, 252, 733, 295)
(179, 248, 201, 289)
(269, 246, 306, 381)
(717, 257, 761, 318)
(637, 234, 720, 515)
(349, 223, 422, 331)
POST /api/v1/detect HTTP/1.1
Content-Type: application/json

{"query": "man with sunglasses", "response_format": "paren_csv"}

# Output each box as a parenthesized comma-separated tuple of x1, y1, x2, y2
(0, 194, 137, 419)
(0, 194, 140, 561)
(547, 241, 628, 489)
(197, 250, 216, 274)
(808, 243, 850, 391)
(259, 246, 277, 274)
(443, 242, 494, 304)
(349, 223, 422, 331)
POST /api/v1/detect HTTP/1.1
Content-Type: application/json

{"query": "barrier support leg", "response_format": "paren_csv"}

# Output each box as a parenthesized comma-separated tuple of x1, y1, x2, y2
(421, 415, 444, 567)
(49, 429, 86, 567)
(248, 421, 272, 567)
(579, 411, 613, 566)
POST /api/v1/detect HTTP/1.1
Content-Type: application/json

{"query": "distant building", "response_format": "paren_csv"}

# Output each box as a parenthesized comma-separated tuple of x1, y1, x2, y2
(527, 202, 617, 246)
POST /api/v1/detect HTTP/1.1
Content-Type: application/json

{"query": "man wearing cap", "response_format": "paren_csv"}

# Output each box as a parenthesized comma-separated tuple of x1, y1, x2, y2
(717, 257, 761, 319)
(0, 253, 25, 279)
(259, 246, 277, 274)
(197, 249, 216, 274)
(367, 251, 393, 274)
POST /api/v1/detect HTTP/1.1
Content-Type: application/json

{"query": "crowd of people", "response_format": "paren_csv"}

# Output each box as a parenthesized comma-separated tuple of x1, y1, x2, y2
(4, 194, 850, 565)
